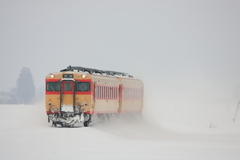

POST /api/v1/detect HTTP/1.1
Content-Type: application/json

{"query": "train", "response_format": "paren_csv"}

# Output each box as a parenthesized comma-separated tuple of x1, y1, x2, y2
(45, 66, 144, 127)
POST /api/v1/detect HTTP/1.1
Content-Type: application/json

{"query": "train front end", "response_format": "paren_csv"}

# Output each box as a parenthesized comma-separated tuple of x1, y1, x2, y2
(45, 71, 92, 127)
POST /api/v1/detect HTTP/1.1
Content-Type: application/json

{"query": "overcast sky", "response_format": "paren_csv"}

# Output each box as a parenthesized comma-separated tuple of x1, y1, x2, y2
(0, 0, 240, 118)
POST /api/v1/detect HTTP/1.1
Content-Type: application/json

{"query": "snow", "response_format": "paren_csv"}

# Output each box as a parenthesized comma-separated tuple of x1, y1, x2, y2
(61, 105, 74, 112)
(0, 104, 239, 160)
(61, 78, 75, 81)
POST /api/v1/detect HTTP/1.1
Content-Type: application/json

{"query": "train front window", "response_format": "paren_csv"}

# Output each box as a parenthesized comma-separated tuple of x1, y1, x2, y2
(75, 82, 90, 92)
(47, 82, 60, 92)
(64, 83, 72, 91)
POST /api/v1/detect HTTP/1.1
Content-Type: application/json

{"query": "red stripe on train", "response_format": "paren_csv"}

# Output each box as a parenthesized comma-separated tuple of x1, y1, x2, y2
(46, 79, 61, 82)
(47, 110, 141, 114)
(45, 92, 91, 95)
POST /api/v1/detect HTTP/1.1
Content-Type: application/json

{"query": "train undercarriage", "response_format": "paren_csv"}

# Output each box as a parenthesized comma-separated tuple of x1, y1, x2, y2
(48, 104, 92, 127)
(48, 112, 92, 127)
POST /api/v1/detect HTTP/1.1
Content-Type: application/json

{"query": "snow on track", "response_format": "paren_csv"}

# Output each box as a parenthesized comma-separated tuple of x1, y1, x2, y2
(0, 104, 239, 160)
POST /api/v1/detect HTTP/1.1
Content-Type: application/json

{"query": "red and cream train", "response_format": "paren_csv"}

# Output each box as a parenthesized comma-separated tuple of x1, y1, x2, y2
(45, 66, 144, 127)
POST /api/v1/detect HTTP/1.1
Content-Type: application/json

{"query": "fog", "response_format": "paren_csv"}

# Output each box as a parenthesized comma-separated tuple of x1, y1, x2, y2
(0, 0, 240, 127)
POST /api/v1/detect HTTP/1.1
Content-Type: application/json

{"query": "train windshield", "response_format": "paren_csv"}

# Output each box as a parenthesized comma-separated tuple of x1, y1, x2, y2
(46, 82, 61, 92)
(64, 83, 72, 91)
(75, 82, 90, 92)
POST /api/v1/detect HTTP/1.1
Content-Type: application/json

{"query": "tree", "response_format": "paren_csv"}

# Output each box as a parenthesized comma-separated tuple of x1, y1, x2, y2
(16, 67, 36, 104)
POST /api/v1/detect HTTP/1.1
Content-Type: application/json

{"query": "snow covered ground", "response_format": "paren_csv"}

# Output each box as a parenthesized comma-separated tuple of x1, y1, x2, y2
(0, 104, 239, 160)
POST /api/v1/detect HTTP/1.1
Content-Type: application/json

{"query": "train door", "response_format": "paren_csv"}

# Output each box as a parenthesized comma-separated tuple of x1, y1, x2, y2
(61, 80, 75, 112)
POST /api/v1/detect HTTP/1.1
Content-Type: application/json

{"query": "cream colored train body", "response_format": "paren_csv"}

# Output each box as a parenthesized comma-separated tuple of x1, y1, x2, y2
(45, 66, 143, 127)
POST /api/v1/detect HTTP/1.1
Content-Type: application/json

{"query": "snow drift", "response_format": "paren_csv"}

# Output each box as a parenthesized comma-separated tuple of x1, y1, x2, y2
(0, 103, 239, 160)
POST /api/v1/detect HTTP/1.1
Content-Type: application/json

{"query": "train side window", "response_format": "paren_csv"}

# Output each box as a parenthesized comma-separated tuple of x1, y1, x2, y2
(109, 87, 111, 99)
(107, 87, 109, 99)
(106, 86, 108, 99)
(117, 87, 119, 99)
(112, 87, 114, 99)
(46, 82, 60, 91)
(98, 86, 101, 98)
(110, 87, 112, 99)
(108, 87, 110, 99)
(103, 86, 105, 99)
(106, 86, 107, 99)
(97, 86, 99, 98)
(109, 87, 110, 99)
(98, 86, 100, 98)
(106, 87, 108, 99)
(104, 86, 106, 99)
(102, 86, 105, 99)
(111, 87, 113, 99)
(99, 86, 102, 99)
(118, 87, 119, 99)
(102, 86, 104, 99)
(114, 87, 116, 99)
(113, 87, 115, 99)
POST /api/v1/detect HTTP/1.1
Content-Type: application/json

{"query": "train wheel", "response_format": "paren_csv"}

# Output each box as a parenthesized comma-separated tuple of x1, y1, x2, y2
(84, 114, 92, 127)
(84, 121, 89, 127)
(52, 121, 56, 127)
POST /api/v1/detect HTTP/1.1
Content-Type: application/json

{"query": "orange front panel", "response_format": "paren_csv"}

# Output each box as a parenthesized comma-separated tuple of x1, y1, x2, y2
(45, 94, 60, 113)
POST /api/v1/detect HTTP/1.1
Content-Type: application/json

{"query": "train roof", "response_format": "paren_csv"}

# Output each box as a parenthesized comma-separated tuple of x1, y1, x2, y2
(60, 65, 134, 78)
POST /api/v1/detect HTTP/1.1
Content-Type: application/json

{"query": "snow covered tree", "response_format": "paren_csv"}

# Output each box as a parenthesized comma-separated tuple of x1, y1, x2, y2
(16, 67, 36, 104)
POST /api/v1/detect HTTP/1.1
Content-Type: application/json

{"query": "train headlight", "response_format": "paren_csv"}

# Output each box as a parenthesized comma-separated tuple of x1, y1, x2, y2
(50, 75, 54, 78)
(82, 75, 86, 78)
